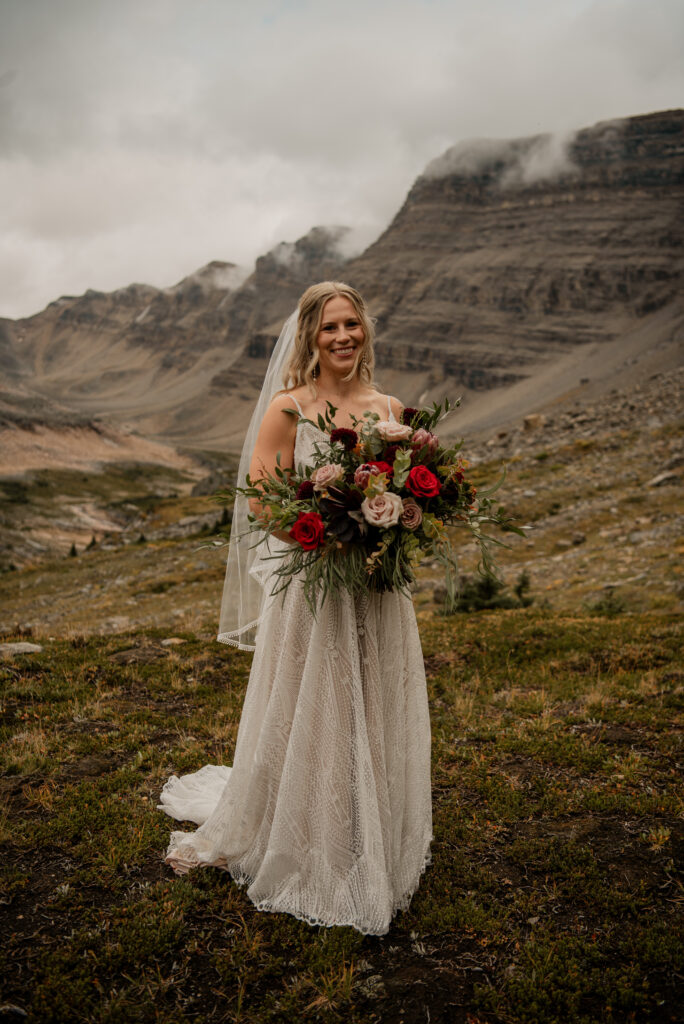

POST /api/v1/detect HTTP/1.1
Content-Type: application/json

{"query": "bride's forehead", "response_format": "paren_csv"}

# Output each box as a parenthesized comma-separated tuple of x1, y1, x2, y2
(320, 295, 357, 321)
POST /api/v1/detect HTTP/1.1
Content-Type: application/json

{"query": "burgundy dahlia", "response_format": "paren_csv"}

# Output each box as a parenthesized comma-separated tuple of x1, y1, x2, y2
(296, 479, 315, 500)
(402, 407, 419, 426)
(382, 444, 400, 463)
(329, 427, 358, 450)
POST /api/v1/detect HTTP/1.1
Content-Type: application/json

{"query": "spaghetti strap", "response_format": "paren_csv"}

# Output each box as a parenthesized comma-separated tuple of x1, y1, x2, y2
(283, 393, 304, 416)
(386, 394, 395, 421)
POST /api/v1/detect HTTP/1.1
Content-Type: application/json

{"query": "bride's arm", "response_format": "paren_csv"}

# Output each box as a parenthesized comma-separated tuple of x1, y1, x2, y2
(248, 395, 299, 544)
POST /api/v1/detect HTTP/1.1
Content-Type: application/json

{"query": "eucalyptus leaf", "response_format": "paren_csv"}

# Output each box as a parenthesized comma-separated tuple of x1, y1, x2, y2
(393, 449, 412, 488)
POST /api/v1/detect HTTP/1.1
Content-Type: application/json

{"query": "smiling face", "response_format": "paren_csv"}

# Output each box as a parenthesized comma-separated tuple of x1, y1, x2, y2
(315, 295, 366, 377)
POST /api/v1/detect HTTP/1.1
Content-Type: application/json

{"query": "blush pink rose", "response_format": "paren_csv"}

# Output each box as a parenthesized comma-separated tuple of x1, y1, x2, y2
(400, 498, 423, 530)
(361, 491, 403, 528)
(312, 463, 345, 492)
(375, 420, 413, 442)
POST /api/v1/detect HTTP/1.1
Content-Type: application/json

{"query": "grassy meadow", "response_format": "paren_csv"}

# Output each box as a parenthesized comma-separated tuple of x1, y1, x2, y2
(1, 390, 682, 1022)
(1, 609, 682, 1023)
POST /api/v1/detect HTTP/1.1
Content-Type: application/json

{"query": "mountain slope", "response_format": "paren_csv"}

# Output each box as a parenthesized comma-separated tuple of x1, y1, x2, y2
(3, 110, 683, 452)
(342, 109, 683, 429)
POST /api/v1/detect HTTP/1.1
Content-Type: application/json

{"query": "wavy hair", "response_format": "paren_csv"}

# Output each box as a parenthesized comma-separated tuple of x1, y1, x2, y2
(282, 281, 376, 396)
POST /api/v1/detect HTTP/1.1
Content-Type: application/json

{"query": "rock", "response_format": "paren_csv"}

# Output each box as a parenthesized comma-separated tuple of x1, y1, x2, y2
(108, 646, 167, 664)
(572, 532, 586, 545)
(191, 471, 234, 497)
(161, 637, 186, 647)
(0, 642, 43, 657)
(100, 616, 131, 632)
(522, 489, 537, 498)
(523, 414, 547, 432)
(647, 471, 679, 487)
(0, 1007, 28, 1021)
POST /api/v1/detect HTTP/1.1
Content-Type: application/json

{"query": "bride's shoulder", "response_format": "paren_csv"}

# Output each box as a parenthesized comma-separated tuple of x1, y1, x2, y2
(256, 391, 303, 437)
(269, 389, 306, 413)
(373, 390, 403, 421)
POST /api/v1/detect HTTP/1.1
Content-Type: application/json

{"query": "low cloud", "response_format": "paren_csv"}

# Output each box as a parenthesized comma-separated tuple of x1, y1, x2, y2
(424, 131, 578, 187)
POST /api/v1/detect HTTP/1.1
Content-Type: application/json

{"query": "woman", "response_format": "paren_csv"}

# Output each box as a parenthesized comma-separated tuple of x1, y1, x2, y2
(159, 282, 433, 936)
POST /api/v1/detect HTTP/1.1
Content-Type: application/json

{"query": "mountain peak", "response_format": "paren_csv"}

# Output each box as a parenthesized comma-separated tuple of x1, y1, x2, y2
(170, 260, 250, 294)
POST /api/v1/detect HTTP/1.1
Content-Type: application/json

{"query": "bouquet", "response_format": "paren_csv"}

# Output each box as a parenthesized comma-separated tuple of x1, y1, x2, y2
(222, 400, 520, 613)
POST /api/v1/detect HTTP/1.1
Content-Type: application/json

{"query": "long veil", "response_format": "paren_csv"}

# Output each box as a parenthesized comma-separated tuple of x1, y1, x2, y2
(217, 308, 299, 651)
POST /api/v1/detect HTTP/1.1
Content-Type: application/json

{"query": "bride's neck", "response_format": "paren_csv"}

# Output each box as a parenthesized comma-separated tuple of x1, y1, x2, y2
(315, 368, 363, 401)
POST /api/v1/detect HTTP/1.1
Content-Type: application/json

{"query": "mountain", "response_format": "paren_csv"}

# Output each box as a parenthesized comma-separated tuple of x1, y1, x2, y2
(3, 110, 682, 455)
(342, 108, 683, 434)
(2, 227, 351, 454)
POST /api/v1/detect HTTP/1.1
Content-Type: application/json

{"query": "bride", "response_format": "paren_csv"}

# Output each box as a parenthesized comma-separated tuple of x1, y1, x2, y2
(158, 281, 433, 936)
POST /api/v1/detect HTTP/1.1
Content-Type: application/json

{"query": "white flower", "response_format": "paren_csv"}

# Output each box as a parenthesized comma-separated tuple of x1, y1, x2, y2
(361, 491, 403, 528)
(375, 420, 413, 442)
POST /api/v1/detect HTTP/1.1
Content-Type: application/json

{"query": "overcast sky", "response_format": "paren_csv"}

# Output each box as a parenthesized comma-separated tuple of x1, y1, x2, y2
(1, 0, 682, 319)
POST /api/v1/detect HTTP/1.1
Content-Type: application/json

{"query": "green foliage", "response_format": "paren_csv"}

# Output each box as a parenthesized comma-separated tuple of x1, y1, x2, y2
(585, 586, 628, 616)
(442, 570, 534, 612)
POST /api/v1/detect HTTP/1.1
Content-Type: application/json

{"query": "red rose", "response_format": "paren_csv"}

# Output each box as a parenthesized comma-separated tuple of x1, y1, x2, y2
(366, 460, 393, 477)
(406, 465, 441, 498)
(289, 512, 325, 550)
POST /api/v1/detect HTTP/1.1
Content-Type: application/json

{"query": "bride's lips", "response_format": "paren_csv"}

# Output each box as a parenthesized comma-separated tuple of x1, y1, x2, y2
(331, 346, 356, 357)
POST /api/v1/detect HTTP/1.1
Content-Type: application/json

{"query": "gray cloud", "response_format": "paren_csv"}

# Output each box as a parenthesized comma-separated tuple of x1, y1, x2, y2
(1, 0, 682, 318)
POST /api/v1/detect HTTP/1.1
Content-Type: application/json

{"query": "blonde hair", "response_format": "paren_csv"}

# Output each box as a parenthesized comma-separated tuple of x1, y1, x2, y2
(282, 281, 376, 396)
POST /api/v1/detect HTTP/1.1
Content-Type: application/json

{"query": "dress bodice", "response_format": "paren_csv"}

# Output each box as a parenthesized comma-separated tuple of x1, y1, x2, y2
(287, 394, 397, 472)
(294, 420, 327, 471)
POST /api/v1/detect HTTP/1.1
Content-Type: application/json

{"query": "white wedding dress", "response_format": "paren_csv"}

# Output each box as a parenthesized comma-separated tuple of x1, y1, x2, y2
(158, 405, 433, 936)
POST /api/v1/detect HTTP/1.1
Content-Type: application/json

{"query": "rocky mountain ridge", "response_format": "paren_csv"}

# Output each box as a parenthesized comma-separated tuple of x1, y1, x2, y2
(344, 108, 683, 425)
(2, 109, 682, 458)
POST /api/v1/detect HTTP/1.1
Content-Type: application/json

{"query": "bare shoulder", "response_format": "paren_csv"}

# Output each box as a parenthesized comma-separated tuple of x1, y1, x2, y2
(257, 392, 301, 435)
(382, 394, 404, 421)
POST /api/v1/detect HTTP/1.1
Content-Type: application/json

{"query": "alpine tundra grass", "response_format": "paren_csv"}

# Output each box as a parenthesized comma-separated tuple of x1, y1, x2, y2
(1, 610, 681, 1023)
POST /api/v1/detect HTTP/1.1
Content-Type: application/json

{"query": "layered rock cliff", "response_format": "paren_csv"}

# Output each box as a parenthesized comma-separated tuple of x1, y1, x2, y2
(3, 110, 682, 452)
(343, 108, 683, 411)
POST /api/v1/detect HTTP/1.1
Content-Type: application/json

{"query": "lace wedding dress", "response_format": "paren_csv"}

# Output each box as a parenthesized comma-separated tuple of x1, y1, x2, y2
(158, 399, 433, 936)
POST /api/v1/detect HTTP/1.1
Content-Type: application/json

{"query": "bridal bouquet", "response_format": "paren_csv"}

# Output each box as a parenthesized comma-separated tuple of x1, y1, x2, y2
(221, 400, 520, 612)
